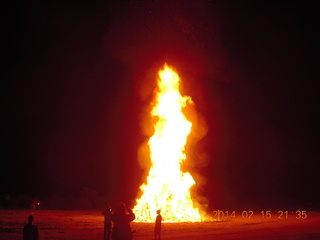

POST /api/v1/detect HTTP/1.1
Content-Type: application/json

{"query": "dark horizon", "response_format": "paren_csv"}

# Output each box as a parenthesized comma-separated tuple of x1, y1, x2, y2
(2, 1, 318, 210)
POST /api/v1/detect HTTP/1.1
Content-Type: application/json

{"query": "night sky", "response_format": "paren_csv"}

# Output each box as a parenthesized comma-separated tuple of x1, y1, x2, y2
(2, 0, 318, 209)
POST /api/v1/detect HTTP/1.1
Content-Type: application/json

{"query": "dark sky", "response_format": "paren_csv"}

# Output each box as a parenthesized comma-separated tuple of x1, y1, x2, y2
(2, 0, 318, 209)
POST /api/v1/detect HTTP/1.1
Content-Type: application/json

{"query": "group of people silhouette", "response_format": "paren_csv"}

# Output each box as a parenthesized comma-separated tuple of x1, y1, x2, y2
(101, 202, 136, 240)
(23, 202, 162, 240)
(102, 202, 163, 240)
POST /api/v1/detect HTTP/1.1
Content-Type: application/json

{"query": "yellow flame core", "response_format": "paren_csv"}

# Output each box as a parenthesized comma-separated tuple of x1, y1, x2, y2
(134, 64, 202, 222)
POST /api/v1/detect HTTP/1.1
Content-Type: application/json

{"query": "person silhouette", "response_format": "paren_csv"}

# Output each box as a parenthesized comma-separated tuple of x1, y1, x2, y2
(154, 210, 162, 240)
(102, 206, 112, 240)
(23, 215, 39, 240)
(111, 202, 135, 240)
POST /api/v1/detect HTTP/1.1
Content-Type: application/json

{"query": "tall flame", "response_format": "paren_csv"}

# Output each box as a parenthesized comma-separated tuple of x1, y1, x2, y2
(134, 64, 202, 222)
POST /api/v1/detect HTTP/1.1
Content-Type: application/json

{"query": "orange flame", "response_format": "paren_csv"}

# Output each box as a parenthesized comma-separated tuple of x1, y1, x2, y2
(134, 64, 202, 222)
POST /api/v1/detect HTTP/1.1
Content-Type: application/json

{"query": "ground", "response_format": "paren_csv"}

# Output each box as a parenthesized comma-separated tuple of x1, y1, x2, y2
(1, 210, 319, 239)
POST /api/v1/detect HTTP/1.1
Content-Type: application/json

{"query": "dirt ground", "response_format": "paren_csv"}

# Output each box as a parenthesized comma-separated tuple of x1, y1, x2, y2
(1, 210, 319, 240)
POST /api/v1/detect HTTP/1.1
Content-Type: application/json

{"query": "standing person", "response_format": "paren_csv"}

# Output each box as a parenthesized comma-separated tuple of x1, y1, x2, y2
(23, 215, 39, 240)
(111, 202, 135, 240)
(101, 206, 112, 240)
(154, 210, 162, 240)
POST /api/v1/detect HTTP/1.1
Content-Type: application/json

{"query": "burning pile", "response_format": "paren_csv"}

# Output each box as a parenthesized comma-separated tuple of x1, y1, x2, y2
(134, 64, 202, 222)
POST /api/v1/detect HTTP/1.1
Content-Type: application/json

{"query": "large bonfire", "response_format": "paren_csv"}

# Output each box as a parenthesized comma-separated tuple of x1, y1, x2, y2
(133, 64, 202, 222)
